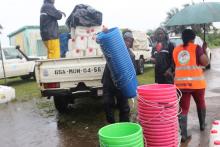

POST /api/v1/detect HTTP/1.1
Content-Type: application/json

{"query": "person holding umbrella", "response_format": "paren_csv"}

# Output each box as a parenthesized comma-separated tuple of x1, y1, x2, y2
(172, 29, 209, 142)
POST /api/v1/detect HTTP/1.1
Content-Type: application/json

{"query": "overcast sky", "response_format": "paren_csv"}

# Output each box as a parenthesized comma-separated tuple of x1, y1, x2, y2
(0, 0, 220, 46)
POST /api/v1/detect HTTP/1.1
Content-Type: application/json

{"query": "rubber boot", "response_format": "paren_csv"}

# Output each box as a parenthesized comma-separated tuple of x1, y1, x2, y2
(197, 108, 206, 131)
(103, 97, 115, 124)
(118, 101, 130, 122)
(179, 115, 191, 142)
(119, 109, 130, 122)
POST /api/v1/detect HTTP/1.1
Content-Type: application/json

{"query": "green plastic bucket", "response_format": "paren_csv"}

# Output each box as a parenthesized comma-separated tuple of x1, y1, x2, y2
(100, 137, 144, 147)
(99, 130, 142, 145)
(98, 122, 144, 147)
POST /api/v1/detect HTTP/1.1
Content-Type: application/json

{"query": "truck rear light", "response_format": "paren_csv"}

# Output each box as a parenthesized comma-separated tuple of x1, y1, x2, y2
(43, 83, 60, 89)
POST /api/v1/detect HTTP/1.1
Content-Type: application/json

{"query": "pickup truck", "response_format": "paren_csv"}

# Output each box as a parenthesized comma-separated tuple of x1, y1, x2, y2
(0, 46, 36, 80)
(35, 56, 106, 112)
(35, 27, 152, 113)
(132, 30, 153, 74)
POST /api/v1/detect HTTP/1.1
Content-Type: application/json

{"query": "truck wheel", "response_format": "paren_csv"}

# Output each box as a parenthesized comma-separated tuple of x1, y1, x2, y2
(20, 74, 32, 80)
(32, 72, 36, 80)
(206, 54, 211, 69)
(53, 95, 69, 113)
(136, 58, 145, 75)
(206, 63, 211, 69)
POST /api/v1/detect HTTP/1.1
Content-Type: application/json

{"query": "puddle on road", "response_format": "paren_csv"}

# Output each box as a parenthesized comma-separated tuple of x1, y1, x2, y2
(0, 97, 106, 147)
(206, 87, 220, 98)
(210, 88, 220, 93)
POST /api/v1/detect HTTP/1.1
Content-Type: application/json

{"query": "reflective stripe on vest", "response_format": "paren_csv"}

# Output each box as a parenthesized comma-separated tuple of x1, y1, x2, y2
(173, 43, 206, 89)
(175, 65, 202, 71)
(175, 76, 205, 81)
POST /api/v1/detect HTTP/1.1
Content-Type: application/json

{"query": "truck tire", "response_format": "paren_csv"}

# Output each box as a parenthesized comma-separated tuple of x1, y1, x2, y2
(53, 95, 69, 113)
(206, 54, 211, 69)
(20, 74, 32, 80)
(206, 63, 211, 69)
(32, 71, 36, 80)
(136, 58, 145, 75)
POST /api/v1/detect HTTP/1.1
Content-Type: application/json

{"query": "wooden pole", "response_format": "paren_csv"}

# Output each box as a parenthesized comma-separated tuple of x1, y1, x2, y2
(203, 0, 206, 41)
(203, 24, 206, 42)
(0, 41, 7, 85)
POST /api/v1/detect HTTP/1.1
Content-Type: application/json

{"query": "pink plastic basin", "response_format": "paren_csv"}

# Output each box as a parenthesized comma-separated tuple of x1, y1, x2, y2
(144, 133, 176, 141)
(137, 84, 176, 94)
(144, 131, 177, 138)
(140, 121, 178, 128)
(138, 95, 177, 103)
(146, 141, 177, 147)
(142, 124, 178, 132)
(138, 91, 177, 97)
(138, 114, 178, 120)
(138, 107, 178, 115)
(137, 102, 178, 111)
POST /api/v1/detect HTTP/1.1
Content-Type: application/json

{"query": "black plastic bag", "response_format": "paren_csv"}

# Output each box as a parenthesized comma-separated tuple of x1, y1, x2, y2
(66, 4, 102, 29)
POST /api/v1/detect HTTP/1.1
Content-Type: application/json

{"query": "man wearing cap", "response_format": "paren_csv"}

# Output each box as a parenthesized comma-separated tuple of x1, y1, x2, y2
(101, 29, 136, 123)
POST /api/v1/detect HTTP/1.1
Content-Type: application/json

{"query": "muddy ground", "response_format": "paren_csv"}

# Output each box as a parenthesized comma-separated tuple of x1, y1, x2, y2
(0, 49, 220, 147)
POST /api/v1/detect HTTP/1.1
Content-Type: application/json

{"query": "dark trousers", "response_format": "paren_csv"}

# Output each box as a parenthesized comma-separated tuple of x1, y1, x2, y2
(103, 89, 130, 123)
(155, 74, 174, 84)
(180, 89, 206, 115)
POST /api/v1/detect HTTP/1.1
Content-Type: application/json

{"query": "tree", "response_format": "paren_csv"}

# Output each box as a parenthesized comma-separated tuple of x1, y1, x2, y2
(146, 29, 154, 36)
(162, 7, 185, 34)
(165, 8, 179, 24)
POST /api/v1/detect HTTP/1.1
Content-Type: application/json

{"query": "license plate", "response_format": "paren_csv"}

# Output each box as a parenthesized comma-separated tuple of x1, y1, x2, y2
(53, 66, 103, 76)
(97, 89, 103, 96)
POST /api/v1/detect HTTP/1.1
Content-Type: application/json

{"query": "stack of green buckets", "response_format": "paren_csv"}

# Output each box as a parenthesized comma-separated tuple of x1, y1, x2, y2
(98, 122, 144, 147)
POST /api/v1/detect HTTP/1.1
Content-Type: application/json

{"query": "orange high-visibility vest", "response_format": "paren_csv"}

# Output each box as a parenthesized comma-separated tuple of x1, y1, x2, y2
(173, 43, 206, 89)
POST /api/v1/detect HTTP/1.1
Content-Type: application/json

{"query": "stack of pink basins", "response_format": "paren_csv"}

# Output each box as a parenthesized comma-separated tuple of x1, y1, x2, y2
(137, 84, 179, 147)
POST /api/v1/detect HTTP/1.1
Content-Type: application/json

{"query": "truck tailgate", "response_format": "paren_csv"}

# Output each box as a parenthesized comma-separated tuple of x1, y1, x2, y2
(35, 57, 106, 83)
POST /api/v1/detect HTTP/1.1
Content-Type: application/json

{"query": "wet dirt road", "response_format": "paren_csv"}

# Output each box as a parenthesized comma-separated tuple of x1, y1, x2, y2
(0, 97, 106, 147)
(0, 48, 220, 147)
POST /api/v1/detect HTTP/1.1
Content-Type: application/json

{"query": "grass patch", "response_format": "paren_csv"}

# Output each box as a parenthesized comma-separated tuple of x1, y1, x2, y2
(137, 66, 155, 85)
(0, 78, 41, 101)
(209, 45, 220, 49)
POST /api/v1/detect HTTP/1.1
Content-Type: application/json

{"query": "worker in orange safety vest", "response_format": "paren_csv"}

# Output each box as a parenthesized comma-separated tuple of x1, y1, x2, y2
(173, 29, 209, 142)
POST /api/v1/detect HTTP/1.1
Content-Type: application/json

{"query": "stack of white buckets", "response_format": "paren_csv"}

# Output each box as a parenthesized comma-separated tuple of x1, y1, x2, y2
(209, 120, 220, 147)
(66, 26, 103, 58)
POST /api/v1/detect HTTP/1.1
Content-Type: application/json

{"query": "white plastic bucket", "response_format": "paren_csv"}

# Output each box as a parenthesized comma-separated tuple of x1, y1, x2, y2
(0, 85, 16, 104)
